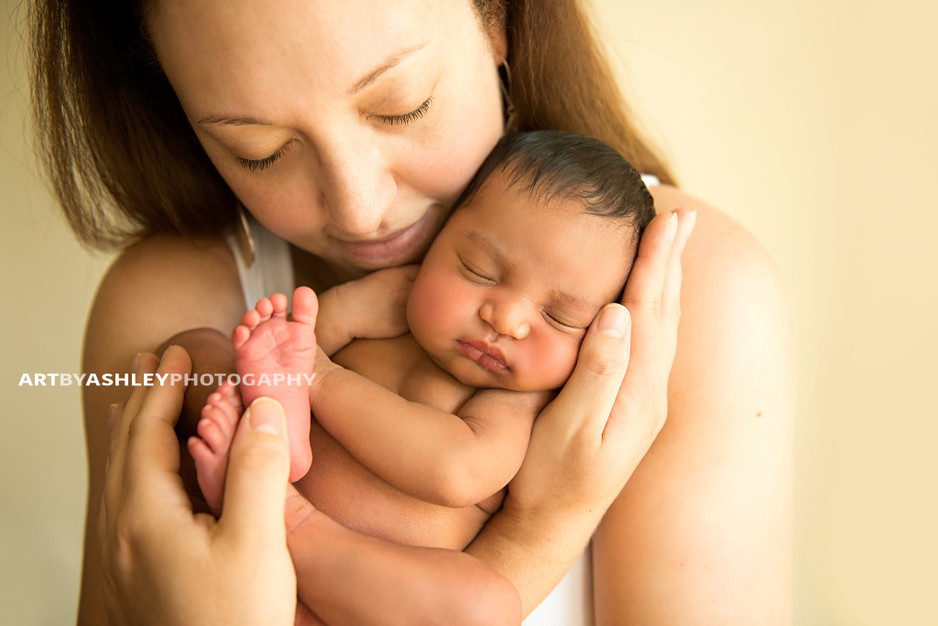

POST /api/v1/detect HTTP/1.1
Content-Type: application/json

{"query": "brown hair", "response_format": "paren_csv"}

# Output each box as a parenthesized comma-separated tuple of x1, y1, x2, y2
(456, 130, 655, 231)
(477, 0, 672, 186)
(30, 0, 673, 251)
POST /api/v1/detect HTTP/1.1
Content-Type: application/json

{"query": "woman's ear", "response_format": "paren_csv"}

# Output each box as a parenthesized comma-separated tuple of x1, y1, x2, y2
(484, 9, 508, 63)
(490, 29, 508, 64)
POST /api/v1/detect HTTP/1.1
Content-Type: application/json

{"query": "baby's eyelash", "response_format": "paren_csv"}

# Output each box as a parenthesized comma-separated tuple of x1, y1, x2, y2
(376, 97, 433, 126)
(235, 143, 292, 172)
(543, 310, 585, 332)
(459, 257, 495, 283)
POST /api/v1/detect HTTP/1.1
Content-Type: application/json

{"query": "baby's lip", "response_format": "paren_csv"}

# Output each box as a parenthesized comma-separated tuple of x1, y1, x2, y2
(457, 340, 508, 373)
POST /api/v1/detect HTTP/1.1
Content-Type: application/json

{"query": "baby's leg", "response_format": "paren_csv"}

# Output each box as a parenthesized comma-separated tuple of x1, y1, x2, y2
(187, 382, 243, 515)
(160, 327, 237, 513)
(233, 286, 318, 482)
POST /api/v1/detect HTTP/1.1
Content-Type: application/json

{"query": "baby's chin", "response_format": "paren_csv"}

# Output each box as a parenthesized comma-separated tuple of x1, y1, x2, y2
(447, 362, 565, 393)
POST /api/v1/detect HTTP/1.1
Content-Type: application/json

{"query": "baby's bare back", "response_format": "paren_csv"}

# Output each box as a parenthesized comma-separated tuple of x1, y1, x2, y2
(293, 334, 502, 550)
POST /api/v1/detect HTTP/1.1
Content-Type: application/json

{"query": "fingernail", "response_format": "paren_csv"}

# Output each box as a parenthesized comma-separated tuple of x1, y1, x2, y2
(160, 346, 178, 363)
(688, 209, 698, 233)
(668, 211, 679, 242)
(597, 304, 630, 338)
(246, 397, 283, 435)
(106, 403, 120, 432)
(131, 353, 141, 374)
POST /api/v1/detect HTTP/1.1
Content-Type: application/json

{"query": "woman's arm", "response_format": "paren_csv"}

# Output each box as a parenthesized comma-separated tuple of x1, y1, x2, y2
(592, 188, 793, 624)
(78, 235, 246, 624)
(465, 207, 698, 616)
(87, 236, 522, 626)
(310, 352, 546, 507)
(464, 195, 792, 623)
(285, 489, 521, 626)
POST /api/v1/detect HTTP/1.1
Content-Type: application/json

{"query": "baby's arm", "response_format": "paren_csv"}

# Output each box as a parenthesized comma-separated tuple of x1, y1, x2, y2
(315, 266, 417, 355)
(310, 353, 551, 507)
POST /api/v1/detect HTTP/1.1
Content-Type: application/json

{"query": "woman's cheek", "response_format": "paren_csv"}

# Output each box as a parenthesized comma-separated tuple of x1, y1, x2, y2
(409, 98, 502, 200)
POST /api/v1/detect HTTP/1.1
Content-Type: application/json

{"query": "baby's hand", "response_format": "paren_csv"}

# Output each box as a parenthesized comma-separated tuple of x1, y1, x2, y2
(316, 265, 419, 354)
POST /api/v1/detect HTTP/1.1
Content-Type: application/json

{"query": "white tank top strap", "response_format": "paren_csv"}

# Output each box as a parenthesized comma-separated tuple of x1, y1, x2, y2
(223, 213, 296, 310)
(641, 173, 661, 187)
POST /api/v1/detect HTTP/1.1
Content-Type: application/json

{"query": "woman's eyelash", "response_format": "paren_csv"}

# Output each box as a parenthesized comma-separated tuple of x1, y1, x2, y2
(235, 143, 291, 172)
(377, 97, 433, 126)
(233, 98, 432, 171)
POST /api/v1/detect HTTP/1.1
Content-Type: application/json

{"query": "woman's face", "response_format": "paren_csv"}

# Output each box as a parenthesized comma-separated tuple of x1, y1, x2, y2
(148, 0, 507, 279)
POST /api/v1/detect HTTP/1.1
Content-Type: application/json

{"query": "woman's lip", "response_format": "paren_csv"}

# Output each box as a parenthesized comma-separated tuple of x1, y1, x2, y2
(334, 211, 435, 267)
(457, 340, 508, 373)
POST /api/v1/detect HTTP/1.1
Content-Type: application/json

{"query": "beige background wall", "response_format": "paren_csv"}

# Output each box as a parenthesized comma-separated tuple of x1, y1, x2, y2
(3, 0, 936, 623)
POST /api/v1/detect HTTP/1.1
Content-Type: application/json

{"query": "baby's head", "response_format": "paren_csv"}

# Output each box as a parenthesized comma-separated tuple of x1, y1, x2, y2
(407, 131, 655, 391)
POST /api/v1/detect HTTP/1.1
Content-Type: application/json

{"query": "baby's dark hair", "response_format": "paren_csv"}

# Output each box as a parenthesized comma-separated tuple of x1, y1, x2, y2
(454, 130, 656, 234)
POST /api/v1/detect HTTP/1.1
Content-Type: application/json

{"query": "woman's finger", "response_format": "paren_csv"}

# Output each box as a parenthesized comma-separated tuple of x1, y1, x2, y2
(538, 304, 632, 443)
(619, 210, 696, 383)
(123, 346, 192, 506)
(661, 208, 696, 320)
(607, 210, 697, 440)
(621, 210, 678, 317)
(105, 353, 158, 477)
(102, 352, 160, 537)
(218, 397, 292, 548)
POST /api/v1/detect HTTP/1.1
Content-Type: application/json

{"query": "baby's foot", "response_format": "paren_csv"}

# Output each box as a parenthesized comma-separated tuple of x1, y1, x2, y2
(188, 382, 243, 516)
(233, 286, 318, 482)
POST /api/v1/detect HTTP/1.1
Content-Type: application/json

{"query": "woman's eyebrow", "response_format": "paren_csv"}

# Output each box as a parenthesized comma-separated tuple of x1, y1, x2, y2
(348, 42, 429, 96)
(196, 114, 273, 127)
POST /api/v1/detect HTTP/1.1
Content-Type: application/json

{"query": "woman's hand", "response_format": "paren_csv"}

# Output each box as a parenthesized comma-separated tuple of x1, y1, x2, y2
(99, 346, 296, 626)
(511, 209, 696, 514)
(468, 209, 696, 613)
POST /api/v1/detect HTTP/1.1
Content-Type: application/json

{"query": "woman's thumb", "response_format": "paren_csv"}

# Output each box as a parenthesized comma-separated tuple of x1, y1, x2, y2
(546, 304, 632, 440)
(219, 397, 292, 543)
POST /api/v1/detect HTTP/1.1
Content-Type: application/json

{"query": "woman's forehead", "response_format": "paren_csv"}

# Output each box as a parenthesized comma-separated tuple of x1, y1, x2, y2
(149, 0, 477, 103)
(149, 0, 470, 47)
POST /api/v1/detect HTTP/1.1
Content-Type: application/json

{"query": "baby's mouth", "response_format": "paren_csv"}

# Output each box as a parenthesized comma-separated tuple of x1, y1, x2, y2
(457, 340, 508, 373)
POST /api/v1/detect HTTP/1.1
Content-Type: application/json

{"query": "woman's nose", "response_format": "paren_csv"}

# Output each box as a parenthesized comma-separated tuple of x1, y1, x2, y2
(479, 297, 531, 340)
(317, 136, 396, 236)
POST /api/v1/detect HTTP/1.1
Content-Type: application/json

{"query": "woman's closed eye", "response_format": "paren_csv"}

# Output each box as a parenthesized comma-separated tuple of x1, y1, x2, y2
(372, 96, 433, 126)
(234, 141, 294, 173)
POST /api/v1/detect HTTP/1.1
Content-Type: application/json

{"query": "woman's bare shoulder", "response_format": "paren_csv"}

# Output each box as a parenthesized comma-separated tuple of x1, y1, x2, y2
(76, 235, 248, 624)
(85, 234, 245, 371)
(650, 185, 788, 341)
(592, 186, 792, 623)
(651, 184, 783, 290)
(651, 184, 790, 428)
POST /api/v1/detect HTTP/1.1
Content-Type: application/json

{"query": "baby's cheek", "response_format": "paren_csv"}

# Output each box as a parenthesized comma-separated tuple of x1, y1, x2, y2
(525, 335, 582, 390)
(408, 267, 469, 339)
